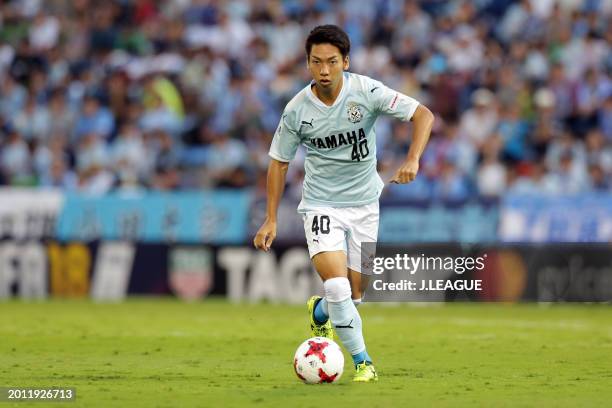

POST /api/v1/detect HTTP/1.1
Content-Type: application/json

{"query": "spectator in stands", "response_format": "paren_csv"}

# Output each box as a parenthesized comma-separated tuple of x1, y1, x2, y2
(39, 157, 78, 190)
(73, 94, 115, 141)
(588, 163, 609, 191)
(0, 74, 27, 122)
(0, 128, 31, 185)
(111, 122, 149, 189)
(47, 89, 76, 138)
(600, 96, 612, 141)
(204, 131, 248, 187)
(477, 134, 507, 198)
(542, 150, 590, 194)
(584, 129, 612, 175)
(13, 93, 50, 141)
(151, 130, 181, 190)
(431, 158, 471, 202)
(509, 162, 548, 194)
(459, 88, 498, 150)
(574, 68, 612, 135)
(497, 103, 530, 163)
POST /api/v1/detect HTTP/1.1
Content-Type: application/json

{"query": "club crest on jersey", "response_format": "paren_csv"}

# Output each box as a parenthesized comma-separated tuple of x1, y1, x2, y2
(346, 103, 363, 123)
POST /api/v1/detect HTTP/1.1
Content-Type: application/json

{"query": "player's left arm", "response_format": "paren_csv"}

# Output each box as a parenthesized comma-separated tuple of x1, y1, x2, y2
(390, 104, 434, 184)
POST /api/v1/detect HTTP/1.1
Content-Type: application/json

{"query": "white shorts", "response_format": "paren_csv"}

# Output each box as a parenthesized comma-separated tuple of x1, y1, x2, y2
(302, 202, 379, 274)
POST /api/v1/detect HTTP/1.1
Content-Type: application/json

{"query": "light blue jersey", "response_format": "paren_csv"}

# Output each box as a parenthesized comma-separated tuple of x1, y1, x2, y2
(269, 72, 420, 212)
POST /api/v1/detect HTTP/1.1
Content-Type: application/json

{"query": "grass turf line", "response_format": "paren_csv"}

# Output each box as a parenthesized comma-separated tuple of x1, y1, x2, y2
(1, 299, 611, 407)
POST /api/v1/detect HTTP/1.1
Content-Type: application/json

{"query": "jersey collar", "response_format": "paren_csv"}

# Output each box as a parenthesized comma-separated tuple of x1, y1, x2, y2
(307, 72, 349, 108)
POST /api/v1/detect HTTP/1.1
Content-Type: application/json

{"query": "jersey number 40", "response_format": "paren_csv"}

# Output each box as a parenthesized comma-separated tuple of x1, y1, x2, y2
(351, 140, 369, 162)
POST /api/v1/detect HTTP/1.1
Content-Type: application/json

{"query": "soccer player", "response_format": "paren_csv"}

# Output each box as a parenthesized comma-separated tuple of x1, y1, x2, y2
(253, 25, 434, 382)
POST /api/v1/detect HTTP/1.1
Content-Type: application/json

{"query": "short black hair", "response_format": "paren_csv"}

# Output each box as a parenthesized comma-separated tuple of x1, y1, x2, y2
(305, 25, 350, 58)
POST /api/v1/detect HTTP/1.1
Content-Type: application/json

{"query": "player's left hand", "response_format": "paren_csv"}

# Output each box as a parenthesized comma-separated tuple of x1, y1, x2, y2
(389, 159, 419, 184)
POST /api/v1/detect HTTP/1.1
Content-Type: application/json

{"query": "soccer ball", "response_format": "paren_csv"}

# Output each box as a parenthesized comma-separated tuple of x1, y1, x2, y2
(293, 337, 344, 384)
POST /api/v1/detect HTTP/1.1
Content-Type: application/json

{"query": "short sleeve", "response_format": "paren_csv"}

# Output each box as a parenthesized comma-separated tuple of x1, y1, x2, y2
(370, 80, 420, 122)
(268, 111, 301, 162)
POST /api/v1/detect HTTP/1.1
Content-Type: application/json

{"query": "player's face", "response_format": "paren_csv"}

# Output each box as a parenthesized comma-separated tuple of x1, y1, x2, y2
(307, 43, 349, 90)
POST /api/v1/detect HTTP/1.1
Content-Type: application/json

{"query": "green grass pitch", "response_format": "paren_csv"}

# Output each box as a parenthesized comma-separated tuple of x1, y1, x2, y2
(1, 299, 611, 407)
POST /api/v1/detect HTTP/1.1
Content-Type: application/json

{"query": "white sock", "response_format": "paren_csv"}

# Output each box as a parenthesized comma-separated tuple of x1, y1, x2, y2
(324, 277, 366, 355)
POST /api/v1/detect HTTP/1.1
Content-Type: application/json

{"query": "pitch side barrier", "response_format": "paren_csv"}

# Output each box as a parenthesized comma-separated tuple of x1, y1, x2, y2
(2, 188, 608, 245)
(0, 241, 610, 303)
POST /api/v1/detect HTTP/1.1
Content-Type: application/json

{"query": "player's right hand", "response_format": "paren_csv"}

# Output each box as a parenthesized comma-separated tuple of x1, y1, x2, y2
(253, 219, 277, 251)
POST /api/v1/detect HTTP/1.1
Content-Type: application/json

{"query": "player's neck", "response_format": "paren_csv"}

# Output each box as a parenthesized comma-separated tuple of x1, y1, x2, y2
(312, 76, 343, 106)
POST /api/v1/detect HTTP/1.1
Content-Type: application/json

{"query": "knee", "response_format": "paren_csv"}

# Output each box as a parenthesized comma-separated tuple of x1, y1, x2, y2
(324, 277, 351, 303)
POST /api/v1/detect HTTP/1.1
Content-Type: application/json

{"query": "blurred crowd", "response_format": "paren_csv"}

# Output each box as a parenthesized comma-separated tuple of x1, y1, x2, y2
(0, 0, 610, 201)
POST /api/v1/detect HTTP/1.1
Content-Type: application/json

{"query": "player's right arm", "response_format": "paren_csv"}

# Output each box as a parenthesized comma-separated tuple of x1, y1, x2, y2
(253, 159, 289, 251)
(253, 108, 301, 251)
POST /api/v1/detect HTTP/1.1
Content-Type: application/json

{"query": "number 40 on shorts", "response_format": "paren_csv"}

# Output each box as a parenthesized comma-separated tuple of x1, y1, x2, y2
(311, 215, 330, 235)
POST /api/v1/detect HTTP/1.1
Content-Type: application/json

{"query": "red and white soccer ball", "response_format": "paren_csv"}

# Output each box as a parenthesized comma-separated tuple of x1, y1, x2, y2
(293, 337, 344, 384)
